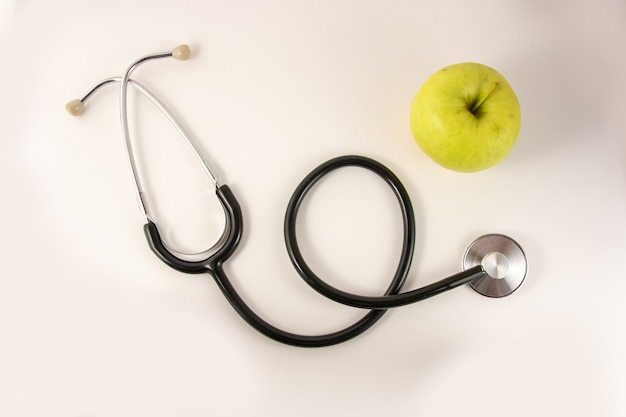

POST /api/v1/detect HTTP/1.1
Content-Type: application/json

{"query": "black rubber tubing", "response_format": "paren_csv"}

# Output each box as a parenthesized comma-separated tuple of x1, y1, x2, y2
(215, 155, 415, 347)
(284, 155, 485, 309)
(145, 155, 484, 347)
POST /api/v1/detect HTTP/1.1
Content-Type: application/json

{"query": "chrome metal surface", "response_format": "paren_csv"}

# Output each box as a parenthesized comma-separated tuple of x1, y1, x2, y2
(72, 48, 224, 259)
(462, 234, 527, 297)
(120, 51, 175, 219)
(75, 76, 221, 216)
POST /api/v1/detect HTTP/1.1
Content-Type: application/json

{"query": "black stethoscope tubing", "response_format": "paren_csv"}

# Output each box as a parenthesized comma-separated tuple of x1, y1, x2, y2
(285, 155, 485, 310)
(145, 154, 485, 347)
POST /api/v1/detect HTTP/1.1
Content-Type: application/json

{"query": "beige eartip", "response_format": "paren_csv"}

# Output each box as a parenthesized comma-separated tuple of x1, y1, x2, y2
(172, 44, 191, 61)
(65, 99, 85, 116)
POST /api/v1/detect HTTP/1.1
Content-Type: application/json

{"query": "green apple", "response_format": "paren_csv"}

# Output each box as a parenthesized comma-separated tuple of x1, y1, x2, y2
(409, 62, 521, 172)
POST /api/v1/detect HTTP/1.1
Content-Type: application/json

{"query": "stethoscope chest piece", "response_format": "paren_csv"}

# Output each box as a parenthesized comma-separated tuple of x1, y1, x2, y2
(462, 234, 527, 298)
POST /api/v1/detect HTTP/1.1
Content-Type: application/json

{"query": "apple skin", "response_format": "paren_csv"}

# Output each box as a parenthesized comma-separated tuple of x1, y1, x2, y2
(410, 63, 521, 172)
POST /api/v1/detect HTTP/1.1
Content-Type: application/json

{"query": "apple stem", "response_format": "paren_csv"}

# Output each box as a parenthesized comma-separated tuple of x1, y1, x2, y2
(469, 81, 501, 115)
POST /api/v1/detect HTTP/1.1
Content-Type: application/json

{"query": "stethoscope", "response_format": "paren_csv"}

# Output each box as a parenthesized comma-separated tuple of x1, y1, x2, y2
(66, 45, 528, 347)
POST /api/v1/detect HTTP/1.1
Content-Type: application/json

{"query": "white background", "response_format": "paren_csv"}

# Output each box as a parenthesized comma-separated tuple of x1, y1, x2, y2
(1, 1, 625, 416)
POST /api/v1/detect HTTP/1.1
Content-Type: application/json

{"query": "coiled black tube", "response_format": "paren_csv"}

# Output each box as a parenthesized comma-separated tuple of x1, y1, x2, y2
(146, 155, 484, 347)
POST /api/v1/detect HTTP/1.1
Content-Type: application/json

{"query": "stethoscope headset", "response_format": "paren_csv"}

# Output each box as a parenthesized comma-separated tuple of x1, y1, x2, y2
(66, 44, 528, 347)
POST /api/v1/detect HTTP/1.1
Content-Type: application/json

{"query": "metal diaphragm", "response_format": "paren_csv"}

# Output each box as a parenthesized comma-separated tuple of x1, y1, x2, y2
(462, 234, 527, 298)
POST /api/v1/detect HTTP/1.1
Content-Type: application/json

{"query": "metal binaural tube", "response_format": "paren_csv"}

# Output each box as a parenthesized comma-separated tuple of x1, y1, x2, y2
(66, 45, 220, 219)
(119, 50, 176, 219)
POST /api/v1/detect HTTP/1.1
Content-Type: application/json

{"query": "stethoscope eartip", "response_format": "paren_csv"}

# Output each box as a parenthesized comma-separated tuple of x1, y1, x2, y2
(172, 44, 191, 61)
(462, 234, 527, 298)
(65, 99, 85, 116)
